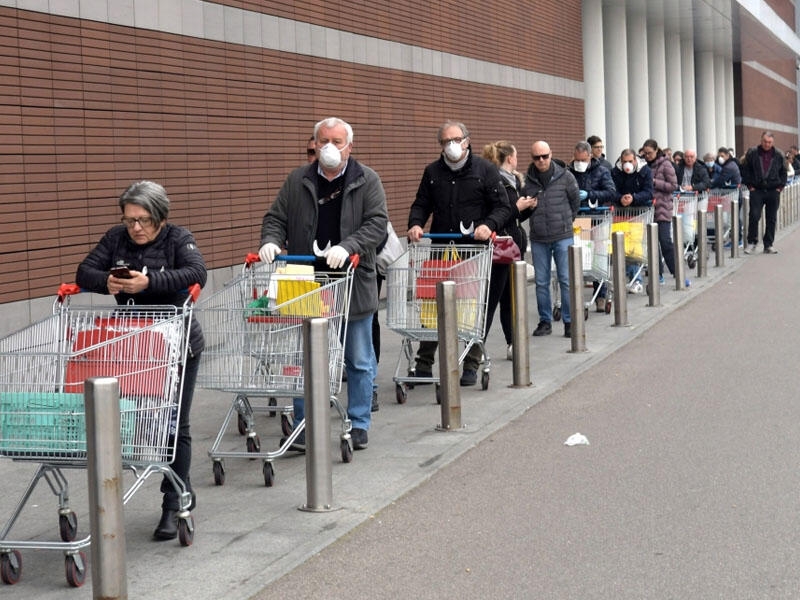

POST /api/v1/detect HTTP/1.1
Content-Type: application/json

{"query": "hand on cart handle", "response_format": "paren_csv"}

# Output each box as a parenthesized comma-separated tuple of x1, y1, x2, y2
(247, 250, 359, 270)
(257, 242, 282, 264)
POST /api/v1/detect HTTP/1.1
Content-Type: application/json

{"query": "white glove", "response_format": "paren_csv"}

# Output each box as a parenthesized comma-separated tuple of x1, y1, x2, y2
(324, 245, 349, 269)
(258, 242, 282, 264)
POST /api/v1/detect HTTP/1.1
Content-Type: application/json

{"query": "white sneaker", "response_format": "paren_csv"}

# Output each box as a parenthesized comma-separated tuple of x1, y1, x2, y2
(506, 345, 513, 361)
(764, 246, 778, 254)
(744, 244, 758, 255)
(628, 281, 644, 295)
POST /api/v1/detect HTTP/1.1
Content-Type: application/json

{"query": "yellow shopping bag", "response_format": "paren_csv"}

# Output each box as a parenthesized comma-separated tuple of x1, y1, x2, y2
(610, 221, 646, 260)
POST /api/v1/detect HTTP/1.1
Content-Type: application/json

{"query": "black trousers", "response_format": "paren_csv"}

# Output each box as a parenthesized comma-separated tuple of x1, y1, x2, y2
(747, 188, 781, 248)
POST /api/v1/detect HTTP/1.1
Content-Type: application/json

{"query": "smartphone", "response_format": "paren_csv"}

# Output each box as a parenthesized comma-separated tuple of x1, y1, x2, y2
(109, 266, 132, 279)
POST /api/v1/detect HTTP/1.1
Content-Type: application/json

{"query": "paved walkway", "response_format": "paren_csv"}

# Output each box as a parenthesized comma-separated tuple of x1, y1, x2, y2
(0, 224, 795, 598)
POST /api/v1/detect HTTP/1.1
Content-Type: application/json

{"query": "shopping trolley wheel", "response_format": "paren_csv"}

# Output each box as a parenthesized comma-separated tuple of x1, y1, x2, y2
(268, 397, 278, 417)
(59, 510, 78, 542)
(0, 550, 22, 585)
(263, 461, 275, 487)
(584, 306, 589, 320)
(435, 384, 441, 405)
(395, 383, 407, 404)
(553, 306, 562, 322)
(177, 515, 194, 547)
(687, 255, 697, 269)
(237, 412, 248, 436)
(212, 460, 225, 486)
(280, 413, 294, 436)
(481, 371, 490, 390)
(246, 434, 261, 455)
(64, 551, 87, 588)
(340, 438, 353, 463)
(605, 300, 612, 314)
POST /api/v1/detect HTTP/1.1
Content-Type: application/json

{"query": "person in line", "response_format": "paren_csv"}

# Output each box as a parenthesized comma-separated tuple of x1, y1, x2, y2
(740, 131, 787, 254)
(306, 135, 316, 163)
(568, 140, 616, 311)
(522, 140, 580, 337)
(482, 140, 536, 359)
(407, 121, 511, 386)
(641, 139, 679, 282)
(587, 135, 613, 172)
(611, 148, 654, 293)
(674, 149, 710, 194)
(260, 117, 387, 451)
(702, 151, 721, 181)
(76, 181, 207, 541)
(710, 147, 742, 189)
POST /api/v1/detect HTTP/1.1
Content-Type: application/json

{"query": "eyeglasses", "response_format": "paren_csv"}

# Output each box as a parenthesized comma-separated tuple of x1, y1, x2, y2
(306, 149, 316, 156)
(121, 216, 155, 228)
(532, 154, 550, 161)
(592, 144, 604, 149)
(440, 137, 465, 146)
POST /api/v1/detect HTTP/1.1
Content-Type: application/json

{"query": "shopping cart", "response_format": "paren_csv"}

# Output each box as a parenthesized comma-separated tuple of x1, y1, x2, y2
(386, 234, 492, 403)
(0, 283, 200, 587)
(607, 205, 654, 304)
(707, 187, 740, 249)
(573, 206, 613, 317)
(672, 191, 702, 268)
(196, 253, 355, 487)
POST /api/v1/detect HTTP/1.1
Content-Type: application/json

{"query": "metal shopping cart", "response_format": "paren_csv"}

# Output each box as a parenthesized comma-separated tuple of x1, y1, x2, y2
(707, 187, 740, 249)
(573, 207, 613, 318)
(0, 283, 199, 587)
(672, 190, 702, 268)
(607, 205, 655, 305)
(386, 234, 492, 404)
(196, 254, 355, 488)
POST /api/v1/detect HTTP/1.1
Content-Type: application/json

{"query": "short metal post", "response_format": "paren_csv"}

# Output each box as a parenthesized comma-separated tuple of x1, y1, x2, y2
(742, 193, 750, 246)
(611, 231, 629, 326)
(696, 210, 707, 278)
(730, 199, 740, 257)
(436, 281, 461, 430)
(510, 260, 531, 387)
(646, 223, 660, 307)
(672, 215, 685, 290)
(300, 318, 334, 512)
(86, 377, 127, 600)
(714, 204, 725, 267)
(568, 245, 585, 352)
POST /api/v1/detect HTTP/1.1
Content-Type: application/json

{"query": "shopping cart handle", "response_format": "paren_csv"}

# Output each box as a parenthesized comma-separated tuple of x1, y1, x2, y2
(244, 252, 261, 266)
(57, 283, 82, 301)
(277, 254, 360, 269)
(577, 206, 611, 213)
(423, 233, 474, 240)
(187, 283, 202, 303)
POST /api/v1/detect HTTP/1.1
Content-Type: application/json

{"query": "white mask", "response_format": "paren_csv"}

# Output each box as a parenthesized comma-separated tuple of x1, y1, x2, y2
(717, 156, 725, 165)
(622, 161, 635, 174)
(573, 161, 589, 173)
(444, 140, 465, 162)
(319, 143, 343, 169)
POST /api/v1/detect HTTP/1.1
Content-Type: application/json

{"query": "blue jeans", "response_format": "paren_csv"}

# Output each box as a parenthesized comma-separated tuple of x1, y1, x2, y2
(293, 314, 376, 431)
(531, 238, 571, 324)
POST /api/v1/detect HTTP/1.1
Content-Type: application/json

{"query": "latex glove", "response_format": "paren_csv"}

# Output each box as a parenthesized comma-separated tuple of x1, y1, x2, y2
(258, 242, 282, 264)
(324, 245, 349, 269)
(579, 190, 589, 201)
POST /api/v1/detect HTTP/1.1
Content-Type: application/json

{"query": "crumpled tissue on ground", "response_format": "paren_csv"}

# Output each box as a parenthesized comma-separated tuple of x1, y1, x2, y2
(564, 432, 590, 446)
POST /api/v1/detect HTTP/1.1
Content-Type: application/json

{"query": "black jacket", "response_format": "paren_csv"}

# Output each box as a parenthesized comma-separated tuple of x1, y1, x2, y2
(408, 150, 511, 236)
(569, 158, 617, 207)
(76, 223, 207, 356)
(521, 162, 580, 243)
(741, 146, 788, 191)
(674, 162, 711, 192)
(498, 171, 528, 257)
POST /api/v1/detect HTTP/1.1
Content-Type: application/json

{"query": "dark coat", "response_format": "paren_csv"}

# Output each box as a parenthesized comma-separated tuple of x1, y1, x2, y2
(611, 158, 654, 207)
(76, 223, 208, 356)
(498, 171, 528, 257)
(648, 154, 678, 222)
(569, 158, 617, 208)
(674, 162, 711, 192)
(710, 157, 742, 189)
(741, 146, 788, 191)
(521, 162, 580, 243)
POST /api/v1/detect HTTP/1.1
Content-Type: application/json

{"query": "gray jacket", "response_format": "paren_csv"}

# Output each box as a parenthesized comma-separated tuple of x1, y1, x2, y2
(522, 162, 580, 243)
(260, 160, 388, 320)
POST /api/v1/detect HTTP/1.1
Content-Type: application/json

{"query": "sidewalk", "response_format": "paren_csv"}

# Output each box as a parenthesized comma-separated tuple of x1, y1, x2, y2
(0, 230, 784, 598)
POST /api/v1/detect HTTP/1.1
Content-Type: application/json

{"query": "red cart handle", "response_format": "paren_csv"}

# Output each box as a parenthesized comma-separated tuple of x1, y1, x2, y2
(57, 283, 82, 302)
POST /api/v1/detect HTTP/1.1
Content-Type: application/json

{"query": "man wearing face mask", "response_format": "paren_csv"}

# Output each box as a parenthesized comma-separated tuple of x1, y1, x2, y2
(259, 117, 388, 452)
(407, 121, 513, 386)
(710, 147, 742, 189)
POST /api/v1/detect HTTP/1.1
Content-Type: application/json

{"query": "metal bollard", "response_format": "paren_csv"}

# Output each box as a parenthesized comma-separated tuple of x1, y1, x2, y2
(714, 204, 724, 267)
(611, 231, 629, 326)
(672, 215, 685, 290)
(300, 318, 334, 512)
(86, 377, 127, 600)
(696, 210, 707, 278)
(646, 223, 660, 307)
(436, 280, 461, 430)
(567, 245, 586, 352)
(741, 193, 750, 247)
(509, 260, 531, 387)
(730, 199, 740, 258)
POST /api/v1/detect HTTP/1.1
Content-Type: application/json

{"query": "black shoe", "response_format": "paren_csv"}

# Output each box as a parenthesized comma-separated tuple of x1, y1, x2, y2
(153, 509, 178, 541)
(459, 369, 477, 386)
(371, 390, 379, 412)
(564, 323, 571, 338)
(532, 321, 552, 336)
(279, 431, 306, 453)
(410, 367, 433, 384)
(351, 428, 369, 450)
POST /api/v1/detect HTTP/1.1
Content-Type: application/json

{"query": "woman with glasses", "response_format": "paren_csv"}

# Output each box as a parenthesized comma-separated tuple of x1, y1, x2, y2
(641, 139, 679, 283)
(76, 180, 207, 542)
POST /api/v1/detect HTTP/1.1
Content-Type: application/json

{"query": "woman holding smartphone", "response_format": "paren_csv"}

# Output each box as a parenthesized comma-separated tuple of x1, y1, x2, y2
(76, 180, 207, 541)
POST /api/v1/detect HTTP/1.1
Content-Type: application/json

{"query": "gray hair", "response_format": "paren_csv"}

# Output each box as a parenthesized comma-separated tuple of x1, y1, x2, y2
(314, 117, 353, 144)
(574, 141, 591, 155)
(437, 121, 470, 144)
(118, 181, 170, 225)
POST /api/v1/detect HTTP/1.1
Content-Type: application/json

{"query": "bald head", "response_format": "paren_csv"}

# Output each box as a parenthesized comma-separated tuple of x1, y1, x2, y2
(531, 141, 552, 172)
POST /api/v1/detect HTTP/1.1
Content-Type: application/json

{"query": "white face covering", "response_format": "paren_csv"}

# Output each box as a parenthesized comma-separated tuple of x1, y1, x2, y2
(705, 161, 715, 168)
(622, 161, 635, 174)
(573, 161, 589, 173)
(319, 143, 343, 169)
(717, 156, 726, 165)
(444, 140, 465, 162)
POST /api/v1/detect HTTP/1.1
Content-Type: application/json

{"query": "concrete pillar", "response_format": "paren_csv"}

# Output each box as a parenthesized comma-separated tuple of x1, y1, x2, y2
(603, 0, 630, 156)
(665, 29, 684, 150)
(714, 54, 728, 151)
(647, 1, 668, 146)
(681, 33, 697, 150)
(695, 50, 716, 155)
(583, 0, 606, 140)
(627, 0, 649, 148)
